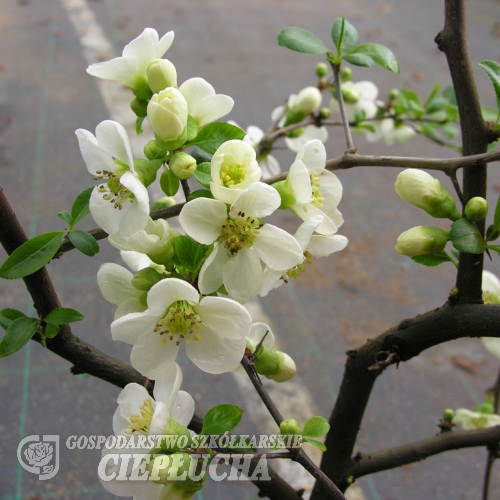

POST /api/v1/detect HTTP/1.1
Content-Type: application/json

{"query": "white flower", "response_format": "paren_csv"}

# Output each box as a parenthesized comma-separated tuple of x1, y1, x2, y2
(179, 77, 234, 127)
(330, 81, 379, 121)
(242, 125, 281, 178)
(87, 28, 174, 94)
(75, 120, 149, 237)
(179, 183, 304, 302)
(285, 140, 344, 235)
(111, 278, 252, 377)
(284, 125, 329, 154)
(481, 270, 500, 357)
(259, 215, 348, 297)
(366, 118, 416, 146)
(100, 363, 195, 499)
(210, 139, 261, 204)
(97, 263, 146, 319)
(452, 408, 500, 430)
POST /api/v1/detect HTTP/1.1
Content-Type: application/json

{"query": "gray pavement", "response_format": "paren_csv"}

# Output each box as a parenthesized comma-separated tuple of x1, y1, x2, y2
(1, 0, 500, 499)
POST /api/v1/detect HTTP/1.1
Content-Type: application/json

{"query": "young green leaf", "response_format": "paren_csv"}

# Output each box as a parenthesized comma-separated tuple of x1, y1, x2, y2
(57, 210, 73, 226)
(186, 123, 245, 155)
(331, 18, 359, 57)
(0, 308, 27, 330)
(68, 230, 100, 256)
(44, 324, 60, 339)
(201, 404, 244, 435)
(278, 27, 329, 54)
(187, 189, 214, 201)
(345, 43, 399, 73)
(450, 218, 485, 254)
(301, 437, 326, 452)
(478, 60, 500, 111)
(160, 167, 180, 196)
(193, 162, 212, 189)
(70, 186, 93, 227)
(488, 194, 500, 242)
(44, 307, 85, 326)
(0, 317, 39, 358)
(411, 251, 456, 267)
(174, 236, 204, 271)
(303, 416, 330, 438)
(0, 231, 65, 280)
(342, 52, 374, 68)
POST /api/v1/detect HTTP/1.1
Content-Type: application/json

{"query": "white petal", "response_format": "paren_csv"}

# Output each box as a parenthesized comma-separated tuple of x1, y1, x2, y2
(95, 120, 134, 169)
(482, 270, 500, 296)
(130, 341, 179, 380)
(86, 57, 137, 87)
(153, 363, 182, 407)
(198, 244, 227, 295)
(197, 296, 252, 339)
(150, 402, 170, 435)
(308, 234, 348, 257)
(147, 278, 199, 315)
(247, 322, 275, 349)
(186, 328, 246, 373)
(114, 297, 146, 320)
(156, 31, 175, 58)
(171, 391, 195, 427)
(191, 94, 235, 127)
(111, 311, 157, 345)
(354, 80, 379, 101)
(253, 225, 303, 270)
(293, 216, 323, 250)
(285, 125, 328, 153)
(97, 263, 136, 305)
(180, 77, 215, 103)
(115, 172, 150, 236)
(319, 170, 343, 208)
(295, 139, 326, 174)
(258, 267, 285, 297)
(179, 198, 227, 244)
(288, 160, 312, 205)
(260, 155, 280, 179)
(121, 250, 153, 271)
(89, 187, 122, 235)
(113, 383, 150, 433)
(75, 129, 117, 175)
(222, 247, 262, 302)
(230, 183, 280, 218)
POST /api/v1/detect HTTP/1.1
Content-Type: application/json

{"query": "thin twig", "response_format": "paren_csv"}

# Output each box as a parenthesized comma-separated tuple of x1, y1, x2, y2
(330, 63, 354, 151)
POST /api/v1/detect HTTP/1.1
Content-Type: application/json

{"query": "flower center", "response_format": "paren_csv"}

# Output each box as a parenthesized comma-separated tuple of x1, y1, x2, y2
(94, 164, 133, 210)
(220, 159, 246, 187)
(154, 300, 205, 346)
(280, 251, 311, 283)
(126, 398, 154, 435)
(310, 172, 324, 208)
(218, 212, 263, 255)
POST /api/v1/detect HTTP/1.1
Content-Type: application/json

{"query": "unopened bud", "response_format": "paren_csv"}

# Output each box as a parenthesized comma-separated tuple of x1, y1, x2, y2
(254, 346, 297, 382)
(443, 408, 455, 421)
(144, 140, 168, 161)
(316, 62, 329, 78)
(147, 59, 178, 93)
(465, 196, 488, 222)
(340, 67, 352, 82)
(131, 267, 164, 291)
(389, 88, 400, 100)
(169, 152, 197, 180)
(130, 98, 148, 117)
(151, 196, 177, 211)
(395, 226, 450, 257)
(280, 419, 302, 436)
(319, 107, 332, 119)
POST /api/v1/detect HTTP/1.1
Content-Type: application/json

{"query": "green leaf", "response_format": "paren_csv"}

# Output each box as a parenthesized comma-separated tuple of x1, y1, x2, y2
(136, 115, 146, 135)
(44, 324, 60, 339)
(193, 162, 212, 188)
(160, 167, 180, 196)
(346, 43, 399, 73)
(201, 404, 244, 435)
(331, 18, 358, 57)
(301, 438, 326, 452)
(187, 189, 214, 201)
(186, 123, 245, 155)
(0, 308, 26, 331)
(193, 244, 209, 273)
(411, 250, 455, 267)
(44, 307, 85, 325)
(0, 317, 39, 358)
(68, 230, 100, 257)
(450, 218, 485, 254)
(190, 148, 213, 165)
(479, 60, 500, 111)
(303, 416, 330, 438)
(0, 232, 65, 280)
(174, 236, 204, 271)
(343, 52, 374, 68)
(278, 27, 329, 54)
(57, 210, 73, 226)
(70, 187, 93, 226)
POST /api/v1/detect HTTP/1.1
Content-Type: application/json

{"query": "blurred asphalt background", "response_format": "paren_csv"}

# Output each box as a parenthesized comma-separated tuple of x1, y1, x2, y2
(1, 0, 500, 499)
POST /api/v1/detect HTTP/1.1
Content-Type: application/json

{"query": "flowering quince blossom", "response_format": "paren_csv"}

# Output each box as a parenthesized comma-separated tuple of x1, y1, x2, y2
(179, 182, 304, 302)
(260, 215, 348, 297)
(330, 81, 379, 121)
(284, 139, 344, 235)
(366, 118, 416, 146)
(210, 139, 261, 204)
(179, 77, 234, 127)
(100, 364, 196, 500)
(75, 120, 149, 237)
(481, 270, 500, 357)
(86, 28, 174, 94)
(241, 124, 281, 178)
(452, 408, 500, 430)
(111, 278, 252, 377)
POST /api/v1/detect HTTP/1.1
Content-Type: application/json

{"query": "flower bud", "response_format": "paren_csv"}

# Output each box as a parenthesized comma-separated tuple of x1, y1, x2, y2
(280, 418, 302, 436)
(319, 107, 332, 120)
(130, 97, 148, 117)
(443, 408, 455, 421)
(285, 127, 305, 138)
(254, 346, 297, 382)
(476, 399, 494, 415)
(272, 180, 296, 210)
(315, 62, 328, 78)
(341, 84, 361, 104)
(389, 88, 400, 100)
(151, 196, 177, 211)
(464, 196, 488, 222)
(158, 418, 192, 452)
(284, 87, 322, 126)
(131, 267, 165, 291)
(169, 152, 197, 180)
(147, 59, 178, 93)
(340, 67, 352, 82)
(394, 169, 461, 220)
(395, 226, 450, 257)
(147, 88, 188, 148)
(144, 140, 168, 161)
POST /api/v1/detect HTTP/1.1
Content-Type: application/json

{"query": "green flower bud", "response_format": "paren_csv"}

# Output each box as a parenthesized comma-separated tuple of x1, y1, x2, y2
(272, 180, 296, 210)
(389, 88, 400, 100)
(284, 87, 322, 126)
(157, 418, 193, 452)
(151, 196, 177, 211)
(285, 127, 305, 138)
(169, 152, 197, 180)
(315, 62, 329, 78)
(130, 98, 148, 118)
(133, 158, 163, 187)
(464, 196, 488, 221)
(395, 169, 461, 220)
(443, 408, 455, 421)
(254, 346, 297, 382)
(131, 76, 153, 101)
(131, 267, 165, 291)
(395, 226, 450, 257)
(476, 399, 494, 415)
(341, 85, 361, 104)
(319, 107, 332, 120)
(147, 59, 178, 93)
(280, 419, 302, 436)
(340, 67, 352, 82)
(144, 140, 168, 161)
(147, 88, 188, 148)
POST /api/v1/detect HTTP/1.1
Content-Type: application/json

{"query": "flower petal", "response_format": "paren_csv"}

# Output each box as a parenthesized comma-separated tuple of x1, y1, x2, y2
(95, 120, 134, 169)
(247, 322, 275, 349)
(97, 263, 136, 305)
(198, 244, 227, 295)
(75, 129, 118, 175)
(171, 391, 195, 427)
(111, 311, 157, 345)
(147, 278, 200, 315)
(222, 247, 263, 302)
(253, 224, 303, 270)
(153, 363, 182, 408)
(288, 160, 312, 205)
(308, 234, 348, 257)
(86, 57, 137, 87)
(179, 198, 227, 244)
(295, 139, 326, 174)
(130, 340, 179, 380)
(230, 183, 280, 218)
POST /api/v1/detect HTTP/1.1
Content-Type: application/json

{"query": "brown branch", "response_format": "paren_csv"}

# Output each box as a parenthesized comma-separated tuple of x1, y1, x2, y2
(435, 0, 490, 304)
(349, 426, 500, 479)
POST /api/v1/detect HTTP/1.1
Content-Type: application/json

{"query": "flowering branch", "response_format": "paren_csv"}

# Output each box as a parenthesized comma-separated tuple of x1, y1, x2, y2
(330, 63, 355, 152)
